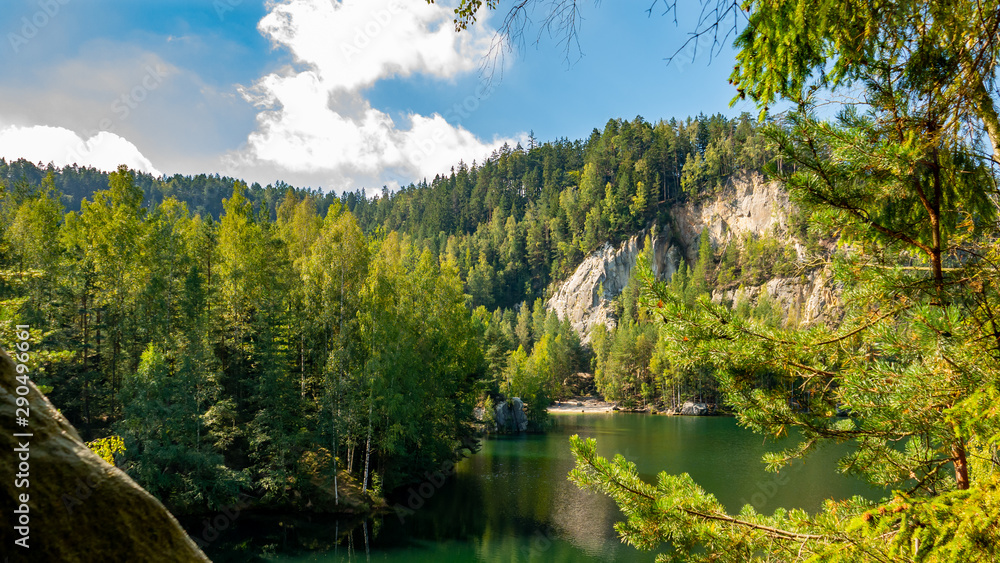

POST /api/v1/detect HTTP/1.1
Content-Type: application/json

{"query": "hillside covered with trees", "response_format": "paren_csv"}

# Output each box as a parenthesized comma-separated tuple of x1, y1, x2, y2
(1, 167, 487, 514)
(0, 111, 782, 516)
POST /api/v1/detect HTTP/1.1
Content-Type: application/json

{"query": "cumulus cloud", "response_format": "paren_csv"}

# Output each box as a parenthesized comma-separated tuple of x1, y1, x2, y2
(0, 123, 160, 175)
(234, 0, 518, 192)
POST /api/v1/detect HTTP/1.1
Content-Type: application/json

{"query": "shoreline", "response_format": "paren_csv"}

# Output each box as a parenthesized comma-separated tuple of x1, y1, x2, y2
(547, 397, 726, 416)
(547, 397, 617, 414)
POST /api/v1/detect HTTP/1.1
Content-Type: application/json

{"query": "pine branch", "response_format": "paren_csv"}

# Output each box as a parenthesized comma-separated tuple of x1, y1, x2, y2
(682, 508, 825, 541)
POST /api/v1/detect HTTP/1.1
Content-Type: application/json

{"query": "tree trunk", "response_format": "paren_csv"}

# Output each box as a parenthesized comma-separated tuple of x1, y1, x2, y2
(973, 79, 1000, 159)
(953, 440, 970, 490)
(362, 402, 372, 493)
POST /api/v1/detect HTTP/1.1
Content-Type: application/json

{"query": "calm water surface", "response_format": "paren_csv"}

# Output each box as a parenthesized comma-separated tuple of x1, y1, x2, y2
(206, 413, 882, 562)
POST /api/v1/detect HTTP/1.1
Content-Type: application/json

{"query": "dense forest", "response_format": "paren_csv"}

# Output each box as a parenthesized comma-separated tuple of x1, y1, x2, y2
(1, 168, 487, 513)
(0, 157, 341, 220)
(0, 112, 784, 515)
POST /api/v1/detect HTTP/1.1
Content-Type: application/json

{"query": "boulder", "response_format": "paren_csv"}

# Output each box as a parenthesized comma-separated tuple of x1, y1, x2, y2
(680, 401, 709, 416)
(494, 397, 529, 433)
(0, 348, 209, 562)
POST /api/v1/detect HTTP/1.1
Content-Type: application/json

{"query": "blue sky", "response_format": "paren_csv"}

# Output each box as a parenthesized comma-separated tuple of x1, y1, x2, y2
(0, 0, 763, 193)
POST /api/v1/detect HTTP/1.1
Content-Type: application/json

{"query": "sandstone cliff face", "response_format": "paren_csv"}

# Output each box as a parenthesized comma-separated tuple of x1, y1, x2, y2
(546, 227, 681, 341)
(547, 173, 838, 339)
(672, 173, 794, 263)
(712, 268, 842, 327)
(0, 348, 210, 563)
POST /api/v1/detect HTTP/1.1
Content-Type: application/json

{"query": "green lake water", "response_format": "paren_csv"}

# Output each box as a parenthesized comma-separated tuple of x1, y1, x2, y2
(203, 413, 883, 562)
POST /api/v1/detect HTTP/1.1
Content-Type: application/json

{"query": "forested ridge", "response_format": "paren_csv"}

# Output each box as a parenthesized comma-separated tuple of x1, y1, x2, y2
(0, 112, 784, 516)
(347, 113, 773, 310)
(3, 111, 773, 312)
(0, 157, 342, 220)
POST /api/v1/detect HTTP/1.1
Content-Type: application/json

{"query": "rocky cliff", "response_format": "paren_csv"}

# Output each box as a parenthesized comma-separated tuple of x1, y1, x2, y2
(546, 227, 682, 341)
(671, 172, 794, 263)
(0, 348, 210, 563)
(547, 172, 839, 339)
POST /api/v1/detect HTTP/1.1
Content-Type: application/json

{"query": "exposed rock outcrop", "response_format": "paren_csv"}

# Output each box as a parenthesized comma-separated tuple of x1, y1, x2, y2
(713, 268, 842, 326)
(547, 172, 839, 340)
(680, 401, 710, 416)
(672, 173, 793, 263)
(0, 348, 210, 563)
(546, 226, 681, 340)
(494, 397, 528, 433)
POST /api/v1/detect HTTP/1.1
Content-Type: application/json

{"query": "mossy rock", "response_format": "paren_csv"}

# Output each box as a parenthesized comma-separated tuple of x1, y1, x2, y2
(0, 348, 210, 562)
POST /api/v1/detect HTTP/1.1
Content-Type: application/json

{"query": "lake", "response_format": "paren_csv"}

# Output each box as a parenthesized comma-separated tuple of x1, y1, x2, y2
(203, 413, 882, 562)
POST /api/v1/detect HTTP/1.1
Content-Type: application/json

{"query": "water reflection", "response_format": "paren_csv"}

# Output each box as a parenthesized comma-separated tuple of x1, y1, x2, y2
(203, 413, 881, 562)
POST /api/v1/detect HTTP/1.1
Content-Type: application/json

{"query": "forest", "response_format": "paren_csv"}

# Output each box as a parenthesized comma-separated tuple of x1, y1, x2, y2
(0, 111, 779, 515)
(1, 168, 487, 513)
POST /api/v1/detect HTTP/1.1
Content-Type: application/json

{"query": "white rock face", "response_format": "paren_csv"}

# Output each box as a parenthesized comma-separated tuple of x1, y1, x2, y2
(672, 172, 792, 262)
(546, 228, 679, 341)
(547, 172, 839, 341)
(713, 269, 842, 326)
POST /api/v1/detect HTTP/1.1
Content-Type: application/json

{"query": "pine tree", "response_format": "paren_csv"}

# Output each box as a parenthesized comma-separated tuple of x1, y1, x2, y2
(569, 46, 1000, 563)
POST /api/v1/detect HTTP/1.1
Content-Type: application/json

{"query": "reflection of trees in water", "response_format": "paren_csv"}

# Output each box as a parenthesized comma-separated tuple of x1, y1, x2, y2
(189, 512, 369, 562)
(382, 463, 491, 543)
(200, 417, 866, 561)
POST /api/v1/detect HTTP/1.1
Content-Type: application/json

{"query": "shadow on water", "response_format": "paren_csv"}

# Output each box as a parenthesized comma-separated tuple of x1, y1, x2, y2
(194, 413, 883, 562)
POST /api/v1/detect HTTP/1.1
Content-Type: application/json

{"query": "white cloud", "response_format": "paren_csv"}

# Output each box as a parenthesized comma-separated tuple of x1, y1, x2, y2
(0, 123, 161, 175)
(233, 0, 518, 192)
(258, 0, 491, 92)
(0, 40, 260, 181)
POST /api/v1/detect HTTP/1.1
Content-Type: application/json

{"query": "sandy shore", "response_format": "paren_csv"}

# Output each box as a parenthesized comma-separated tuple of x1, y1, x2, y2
(548, 397, 617, 413)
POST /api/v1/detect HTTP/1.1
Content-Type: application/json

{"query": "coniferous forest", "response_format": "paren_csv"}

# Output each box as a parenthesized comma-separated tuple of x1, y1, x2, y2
(0, 113, 776, 514)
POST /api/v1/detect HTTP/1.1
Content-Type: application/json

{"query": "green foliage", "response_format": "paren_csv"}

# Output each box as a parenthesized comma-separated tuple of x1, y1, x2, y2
(690, 228, 713, 295)
(593, 321, 658, 407)
(1, 113, 774, 316)
(571, 435, 1000, 562)
(501, 307, 586, 429)
(0, 176, 490, 514)
(86, 435, 125, 465)
(569, 5, 1000, 555)
(731, 0, 1000, 149)
(117, 344, 246, 511)
(342, 115, 772, 310)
